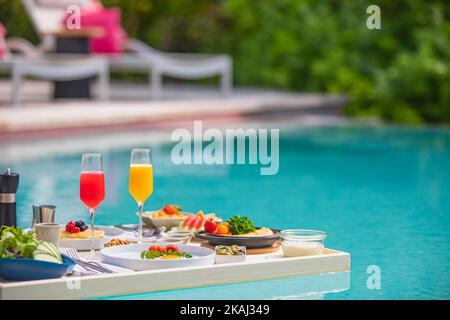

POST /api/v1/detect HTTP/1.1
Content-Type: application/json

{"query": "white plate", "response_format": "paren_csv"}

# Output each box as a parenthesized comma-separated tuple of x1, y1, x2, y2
(100, 243, 215, 271)
(59, 225, 124, 251)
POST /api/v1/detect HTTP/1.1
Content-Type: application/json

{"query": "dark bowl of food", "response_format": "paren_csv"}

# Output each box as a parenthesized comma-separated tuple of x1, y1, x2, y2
(195, 228, 280, 249)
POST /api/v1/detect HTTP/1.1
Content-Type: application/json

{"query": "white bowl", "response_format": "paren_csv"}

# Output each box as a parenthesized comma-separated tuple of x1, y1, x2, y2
(162, 234, 192, 244)
(100, 243, 215, 271)
(168, 228, 194, 236)
(155, 238, 184, 244)
(214, 245, 247, 264)
(142, 211, 190, 229)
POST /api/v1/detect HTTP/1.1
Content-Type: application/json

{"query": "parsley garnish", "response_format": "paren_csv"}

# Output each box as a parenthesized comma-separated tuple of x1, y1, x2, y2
(228, 216, 256, 235)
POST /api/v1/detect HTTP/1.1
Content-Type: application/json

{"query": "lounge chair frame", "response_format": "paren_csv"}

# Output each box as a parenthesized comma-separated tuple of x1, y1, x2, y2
(1, 53, 109, 106)
(21, 0, 233, 99)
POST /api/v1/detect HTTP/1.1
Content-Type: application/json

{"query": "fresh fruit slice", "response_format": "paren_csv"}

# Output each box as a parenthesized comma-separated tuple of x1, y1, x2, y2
(162, 204, 182, 215)
(187, 216, 198, 230)
(196, 211, 205, 219)
(33, 241, 62, 264)
(179, 215, 196, 230)
(190, 217, 203, 232)
(179, 211, 217, 232)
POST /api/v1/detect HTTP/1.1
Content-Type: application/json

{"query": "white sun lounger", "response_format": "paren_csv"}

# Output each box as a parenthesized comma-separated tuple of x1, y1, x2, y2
(0, 37, 109, 106)
(10, 56, 109, 106)
(0, 55, 109, 106)
(119, 39, 232, 99)
(21, 0, 233, 99)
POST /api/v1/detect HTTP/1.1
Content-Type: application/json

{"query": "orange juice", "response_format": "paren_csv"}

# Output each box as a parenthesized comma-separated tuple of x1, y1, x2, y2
(129, 164, 153, 204)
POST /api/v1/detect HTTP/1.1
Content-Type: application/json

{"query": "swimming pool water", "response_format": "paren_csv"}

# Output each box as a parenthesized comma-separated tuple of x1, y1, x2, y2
(2, 125, 449, 299)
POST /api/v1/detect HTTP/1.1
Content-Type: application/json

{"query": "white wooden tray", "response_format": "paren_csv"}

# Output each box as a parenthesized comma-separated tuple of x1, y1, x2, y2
(0, 248, 350, 300)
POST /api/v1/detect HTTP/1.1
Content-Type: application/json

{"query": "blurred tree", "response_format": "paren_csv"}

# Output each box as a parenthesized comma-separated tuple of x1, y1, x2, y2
(0, 0, 448, 124)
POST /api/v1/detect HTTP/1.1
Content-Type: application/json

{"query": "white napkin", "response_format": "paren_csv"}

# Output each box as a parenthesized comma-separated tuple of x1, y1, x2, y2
(60, 246, 135, 276)
(72, 262, 134, 276)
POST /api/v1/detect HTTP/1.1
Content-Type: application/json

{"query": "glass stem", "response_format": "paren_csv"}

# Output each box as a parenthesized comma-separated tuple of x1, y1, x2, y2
(138, 202, 144, 244)
(90, 208, 95, 258)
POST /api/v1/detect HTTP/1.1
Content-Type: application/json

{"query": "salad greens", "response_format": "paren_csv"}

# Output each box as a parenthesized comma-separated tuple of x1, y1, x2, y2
(141, 249, 192, 260)
(0, 226, 39, 259)
(228, 216, 256, 235)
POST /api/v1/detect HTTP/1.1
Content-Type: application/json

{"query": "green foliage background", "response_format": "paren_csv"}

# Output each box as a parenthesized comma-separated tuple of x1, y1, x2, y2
(1, 0, 449, 124)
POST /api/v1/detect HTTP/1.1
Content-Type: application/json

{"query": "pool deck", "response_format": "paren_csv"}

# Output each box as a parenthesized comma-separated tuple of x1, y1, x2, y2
(0, 80, 348, 141)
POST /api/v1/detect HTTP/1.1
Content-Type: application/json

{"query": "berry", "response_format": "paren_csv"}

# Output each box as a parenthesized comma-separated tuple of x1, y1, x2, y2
(65, 221, 75, 232)
(75, 220, 88, 232)
(65, 221, 81, 233)
(204, 220, 217, 234)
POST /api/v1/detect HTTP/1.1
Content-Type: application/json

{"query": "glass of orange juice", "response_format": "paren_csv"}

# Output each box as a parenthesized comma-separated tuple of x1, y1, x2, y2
(129, 148, 153, 243)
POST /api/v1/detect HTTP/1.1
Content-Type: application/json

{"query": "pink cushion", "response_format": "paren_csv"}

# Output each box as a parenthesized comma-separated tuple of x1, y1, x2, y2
(0, 23, 8, 59)
(80, 0, 104, 14)
(80, 7, 127, 55)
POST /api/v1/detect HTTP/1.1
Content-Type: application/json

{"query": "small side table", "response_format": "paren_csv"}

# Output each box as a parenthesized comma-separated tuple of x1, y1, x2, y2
(48, 28, 103, 99)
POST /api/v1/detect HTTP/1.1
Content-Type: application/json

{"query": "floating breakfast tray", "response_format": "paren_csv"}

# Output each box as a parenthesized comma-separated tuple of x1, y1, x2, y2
(0, 246, 350, 300)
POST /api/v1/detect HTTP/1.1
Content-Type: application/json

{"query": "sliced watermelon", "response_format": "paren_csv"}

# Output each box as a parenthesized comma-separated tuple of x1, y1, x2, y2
(192, 217, 205, 231)
(180, 215, 195, 230)
(178, 211, 211, 231)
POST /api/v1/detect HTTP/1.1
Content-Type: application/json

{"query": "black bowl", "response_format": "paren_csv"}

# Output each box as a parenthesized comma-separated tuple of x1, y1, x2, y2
(195, 228, 280, 249)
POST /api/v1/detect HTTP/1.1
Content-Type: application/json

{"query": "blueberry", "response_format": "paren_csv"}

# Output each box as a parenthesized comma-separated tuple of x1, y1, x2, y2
(75, 220, 86, 228)
(79, 225, 88, 232)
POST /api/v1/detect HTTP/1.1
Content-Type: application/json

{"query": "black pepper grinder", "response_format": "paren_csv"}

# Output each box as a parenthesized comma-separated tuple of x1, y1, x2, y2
(0, 168, 19, 227)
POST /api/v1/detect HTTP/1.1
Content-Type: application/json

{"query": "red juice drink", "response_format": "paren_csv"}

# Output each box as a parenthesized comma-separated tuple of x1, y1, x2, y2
(80, 171, 105, 210)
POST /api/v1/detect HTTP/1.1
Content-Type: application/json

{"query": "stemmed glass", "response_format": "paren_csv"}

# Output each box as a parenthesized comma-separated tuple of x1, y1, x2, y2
(129, 148, 153, 244)
(80, 153, 105, 257)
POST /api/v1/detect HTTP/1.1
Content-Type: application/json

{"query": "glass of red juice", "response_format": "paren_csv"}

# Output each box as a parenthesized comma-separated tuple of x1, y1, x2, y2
(80, 152, 105, 257)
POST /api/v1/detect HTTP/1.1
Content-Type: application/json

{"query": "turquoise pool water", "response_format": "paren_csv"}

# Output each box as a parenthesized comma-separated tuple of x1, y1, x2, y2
(2, 125, 449, 299)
